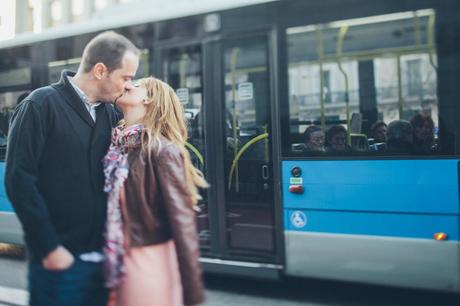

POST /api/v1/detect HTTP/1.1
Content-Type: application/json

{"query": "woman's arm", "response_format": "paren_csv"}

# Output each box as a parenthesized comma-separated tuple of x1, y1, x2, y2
(154, 144, 205, 305)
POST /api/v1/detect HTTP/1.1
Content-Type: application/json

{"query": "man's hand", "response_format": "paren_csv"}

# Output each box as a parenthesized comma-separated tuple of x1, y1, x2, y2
(42, 246, 74, 271)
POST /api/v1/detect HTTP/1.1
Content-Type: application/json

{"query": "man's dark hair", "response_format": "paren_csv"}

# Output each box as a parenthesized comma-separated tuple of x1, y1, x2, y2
(370, 120, 387, 137)
(80, 31, 140, 73)
(410, 113, 434, 131)
(325, 125, 347, 144)
(387, 120, 413, 143)
(303, 125, 322, 143)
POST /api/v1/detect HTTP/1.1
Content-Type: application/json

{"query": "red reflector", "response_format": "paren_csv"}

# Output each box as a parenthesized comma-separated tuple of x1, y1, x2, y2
(289, 185, 304, 194)
(433, 232, 447, 241)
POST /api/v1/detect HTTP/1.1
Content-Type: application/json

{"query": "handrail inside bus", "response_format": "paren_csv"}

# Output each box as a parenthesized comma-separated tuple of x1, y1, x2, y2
(396, 54, 404, 118)
(414, 11, 421, 47)
(228, 133, 269, 191)
(315, 26, 326, 131)
(185, 142, 204, 167)
(428, 14, 437, 71)
(335, 24, 351, 145)
(230, 48, 241, 192)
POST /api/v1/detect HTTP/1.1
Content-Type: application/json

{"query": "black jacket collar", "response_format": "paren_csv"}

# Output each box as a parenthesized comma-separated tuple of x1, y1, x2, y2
(52, 70, 97, 127)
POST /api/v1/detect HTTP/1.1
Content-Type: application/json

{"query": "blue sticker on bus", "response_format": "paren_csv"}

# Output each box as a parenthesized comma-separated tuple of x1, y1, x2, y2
(290, 211, 307, 228)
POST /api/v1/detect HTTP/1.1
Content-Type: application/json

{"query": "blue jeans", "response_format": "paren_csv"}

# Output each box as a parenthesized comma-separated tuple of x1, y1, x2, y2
(28, 258, 108, 306)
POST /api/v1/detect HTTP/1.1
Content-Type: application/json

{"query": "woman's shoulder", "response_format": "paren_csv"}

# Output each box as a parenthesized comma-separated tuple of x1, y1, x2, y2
(151, 137, 182, 160)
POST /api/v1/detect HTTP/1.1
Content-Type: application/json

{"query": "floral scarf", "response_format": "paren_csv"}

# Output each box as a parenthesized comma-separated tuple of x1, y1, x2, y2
(103, 123, 144, 288)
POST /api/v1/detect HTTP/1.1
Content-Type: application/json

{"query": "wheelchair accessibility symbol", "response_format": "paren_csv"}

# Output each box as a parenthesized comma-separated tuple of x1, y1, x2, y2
(290, 211, 307, 228)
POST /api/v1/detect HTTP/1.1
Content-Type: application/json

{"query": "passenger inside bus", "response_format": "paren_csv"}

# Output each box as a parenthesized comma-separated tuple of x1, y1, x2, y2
(0, 92, 29, 149)
(325, 125, 352, 153)
(15, 92, 30, 110)
(410, 113, 438, 154)
(368, 120, 388, 151)
(302, 125, 325, 153)
(385, 120, 413, 154)
(370, 120, 388, 144)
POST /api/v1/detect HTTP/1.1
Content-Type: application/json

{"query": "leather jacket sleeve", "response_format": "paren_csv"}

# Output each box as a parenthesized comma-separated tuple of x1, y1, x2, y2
(154, 144, 205, 305)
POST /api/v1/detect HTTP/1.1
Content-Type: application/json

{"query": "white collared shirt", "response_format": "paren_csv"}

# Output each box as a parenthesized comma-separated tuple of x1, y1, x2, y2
(68, 77, 101, 122)
(67, 76, 104, 262)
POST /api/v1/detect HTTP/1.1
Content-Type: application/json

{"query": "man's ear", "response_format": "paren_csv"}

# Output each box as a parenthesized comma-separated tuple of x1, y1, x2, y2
(93, 63, 107, 80)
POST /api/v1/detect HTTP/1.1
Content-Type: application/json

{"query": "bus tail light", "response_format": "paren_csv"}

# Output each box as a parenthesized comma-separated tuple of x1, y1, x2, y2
(289, 185, 304, 194)
(433, 232, 447, 241)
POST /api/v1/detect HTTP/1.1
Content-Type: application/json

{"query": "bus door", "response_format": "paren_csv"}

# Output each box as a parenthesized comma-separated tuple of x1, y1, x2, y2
(216, 34, 278, 267)
(160, 35, 280, 276)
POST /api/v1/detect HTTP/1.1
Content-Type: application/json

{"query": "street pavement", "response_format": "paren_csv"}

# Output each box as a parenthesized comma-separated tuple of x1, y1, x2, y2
(0, 252, 459, 306)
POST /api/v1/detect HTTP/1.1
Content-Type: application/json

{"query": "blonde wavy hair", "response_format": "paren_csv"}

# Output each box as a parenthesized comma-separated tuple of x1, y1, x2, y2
(138, 77, 208, 205)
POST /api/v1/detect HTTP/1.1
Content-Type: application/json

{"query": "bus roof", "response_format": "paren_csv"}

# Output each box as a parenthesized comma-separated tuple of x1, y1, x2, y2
(0, 0, 277, 49)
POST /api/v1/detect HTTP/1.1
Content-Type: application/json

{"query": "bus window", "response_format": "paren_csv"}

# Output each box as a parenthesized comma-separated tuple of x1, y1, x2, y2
(0, 46, 31, 88)
(48, 57, 81, 83)
(163, 46, 204, 171)
(284, 9, 453, 157)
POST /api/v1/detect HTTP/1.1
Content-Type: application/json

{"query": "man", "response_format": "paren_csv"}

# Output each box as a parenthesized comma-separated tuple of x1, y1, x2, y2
(5, 31, 139, 306)
(386, 120, 414, 154)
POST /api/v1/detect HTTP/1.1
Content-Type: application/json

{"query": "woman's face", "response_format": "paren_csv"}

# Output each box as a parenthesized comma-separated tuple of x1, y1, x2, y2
(115, 82, 148, 110)
(414, 121, 433, 141)
(329, 132, 346, 151)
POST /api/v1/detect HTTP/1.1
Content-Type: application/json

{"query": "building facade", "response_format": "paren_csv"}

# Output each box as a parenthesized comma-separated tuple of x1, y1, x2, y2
(0, 0, 131, 41)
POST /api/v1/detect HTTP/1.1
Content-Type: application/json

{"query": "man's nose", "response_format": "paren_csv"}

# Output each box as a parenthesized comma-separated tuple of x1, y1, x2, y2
(125, 82, 134, 90)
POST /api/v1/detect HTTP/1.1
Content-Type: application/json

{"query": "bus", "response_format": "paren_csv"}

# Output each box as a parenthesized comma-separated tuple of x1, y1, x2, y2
(1, 0, 459, 292)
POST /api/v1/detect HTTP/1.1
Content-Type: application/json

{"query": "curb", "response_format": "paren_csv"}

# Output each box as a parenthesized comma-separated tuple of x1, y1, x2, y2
(0, 286, 27, 306)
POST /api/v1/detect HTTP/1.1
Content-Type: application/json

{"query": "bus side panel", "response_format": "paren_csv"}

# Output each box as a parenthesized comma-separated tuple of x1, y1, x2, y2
(282, 159, 460, 292)
(285, 231, 460, 292)
(0, 162, 23, 244)
(0, 162, 13, 213)
(285, 209, 459, 240)
(283, 160, 460, 214)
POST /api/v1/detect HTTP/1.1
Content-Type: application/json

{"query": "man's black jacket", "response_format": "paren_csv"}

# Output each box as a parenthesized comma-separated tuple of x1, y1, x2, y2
(5, 70, 120, 261)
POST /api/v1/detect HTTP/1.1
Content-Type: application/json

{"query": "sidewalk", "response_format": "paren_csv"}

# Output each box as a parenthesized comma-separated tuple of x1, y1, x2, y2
(0, 286, 27, 306)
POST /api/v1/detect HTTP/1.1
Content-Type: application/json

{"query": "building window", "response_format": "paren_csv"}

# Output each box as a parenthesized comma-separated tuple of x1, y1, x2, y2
(50, 0, 62, 26)
(95, 0, 108, 11)
(407, 59, 421, 97)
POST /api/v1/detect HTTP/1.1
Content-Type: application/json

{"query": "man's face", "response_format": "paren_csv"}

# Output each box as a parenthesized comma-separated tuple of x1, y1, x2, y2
(99, 51, 139, 102)
(308, 131, 324, 149)
(375, 125, 387, 143)
(304, 130, 325, 152)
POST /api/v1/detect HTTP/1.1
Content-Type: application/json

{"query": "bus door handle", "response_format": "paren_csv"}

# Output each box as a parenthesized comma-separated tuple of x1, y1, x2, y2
(261, 165, 269, 180)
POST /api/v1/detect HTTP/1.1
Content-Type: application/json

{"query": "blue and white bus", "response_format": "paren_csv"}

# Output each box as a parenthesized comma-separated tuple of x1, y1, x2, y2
(1, 0, 459, 292)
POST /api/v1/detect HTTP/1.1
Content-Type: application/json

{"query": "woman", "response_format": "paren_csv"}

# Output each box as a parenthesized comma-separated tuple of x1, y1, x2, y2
(103, 77, 207, 306)
(325, 125, 351, 153)
(410, 113, 438, 154)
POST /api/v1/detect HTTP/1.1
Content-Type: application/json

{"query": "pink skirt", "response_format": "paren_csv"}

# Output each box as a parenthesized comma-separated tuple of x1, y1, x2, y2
(108, 240, 183, 306)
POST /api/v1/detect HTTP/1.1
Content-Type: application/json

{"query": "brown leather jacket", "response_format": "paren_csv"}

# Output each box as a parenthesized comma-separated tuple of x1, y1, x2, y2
(122, 138, 204, 305)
